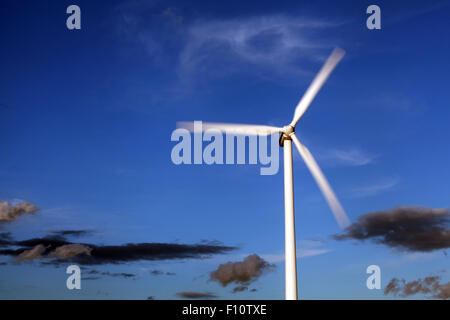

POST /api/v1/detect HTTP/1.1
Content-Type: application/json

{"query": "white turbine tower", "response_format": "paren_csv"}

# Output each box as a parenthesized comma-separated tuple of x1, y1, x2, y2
(178, 47, 350, 300)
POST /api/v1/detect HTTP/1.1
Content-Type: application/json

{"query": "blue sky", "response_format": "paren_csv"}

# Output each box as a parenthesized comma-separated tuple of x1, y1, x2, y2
(0, 0, 449, 299)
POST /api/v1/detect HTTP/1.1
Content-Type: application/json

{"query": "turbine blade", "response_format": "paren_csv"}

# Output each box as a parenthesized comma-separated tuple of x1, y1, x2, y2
(291, 133, 351, 229)
(290, 47, 345, 127)
(177, 121, 283, 136)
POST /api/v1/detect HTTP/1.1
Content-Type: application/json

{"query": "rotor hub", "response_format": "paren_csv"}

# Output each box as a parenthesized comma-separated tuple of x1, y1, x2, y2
(279, 125, 295, 147)
(283, 125, 295, 135)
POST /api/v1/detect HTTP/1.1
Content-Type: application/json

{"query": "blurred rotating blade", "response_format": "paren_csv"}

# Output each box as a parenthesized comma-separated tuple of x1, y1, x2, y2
(177, 121, 283, 136)
(290, 47, 345, 127)
(291, 133, 351, 229)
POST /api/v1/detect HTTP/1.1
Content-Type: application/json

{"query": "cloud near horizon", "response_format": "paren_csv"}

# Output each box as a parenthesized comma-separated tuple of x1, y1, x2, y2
(85, 269, 136, 279)
(48, 244, 93, 259)
(17, 244, 46, 261)
(151, 269, 176, 276)
(334, 206, 450, 252)
(0, 233, 237, 265)
(0, 201, 39, 223)
(210, 254, 274, 287)
(46, 230, 95, 238)
(176, 291, 217, 299)
(232, 285, 249, 293)
(384, 275, 449, 299)
(0, 232, 12, 246)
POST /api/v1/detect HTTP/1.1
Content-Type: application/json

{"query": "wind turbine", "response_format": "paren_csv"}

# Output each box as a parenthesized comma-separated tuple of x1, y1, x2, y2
(178, 47, 351, 300)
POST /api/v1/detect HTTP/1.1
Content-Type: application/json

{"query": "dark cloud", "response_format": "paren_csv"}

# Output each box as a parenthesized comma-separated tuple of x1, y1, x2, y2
(151, 270, 163, 276)
(82, 276, 101, 281)
(176, 292, 217, 299)
(151, 270, 176, 276)
(0, 235, 82, 261)
(0, 248, 22, 256)
(15, 235, 70, 248)
(333, 206, 450, 252)
(82, 269, 135, 279)
(232, 286, 248, 293)
(385, 276, 450, 300)
(71, 242, 236, 265)
(87, 269, 100, 274)
(0, 232, 12, 246)
(199, 239, 224, 246)
(210, 254, 275, 286)
(46, 230, 94, 238)
(101, 271, 135, 278)
(0, 234, 237, 265)
(0, 232, 12, 240)
(250, 288, 257, 292)
(0, 201, 39, 223)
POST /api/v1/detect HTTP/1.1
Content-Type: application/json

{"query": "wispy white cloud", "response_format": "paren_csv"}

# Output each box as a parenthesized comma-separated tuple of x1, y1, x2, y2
(179, 15, 340, 79)
(355, 93, 426, 115)
(261, 248, 330, 263)
(316, 147, 377, 167)
(115, 4, 344, 82)
(262, 238, 331, 263)
(347, 178, 399, 198)
(298, 248, 331, 258)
